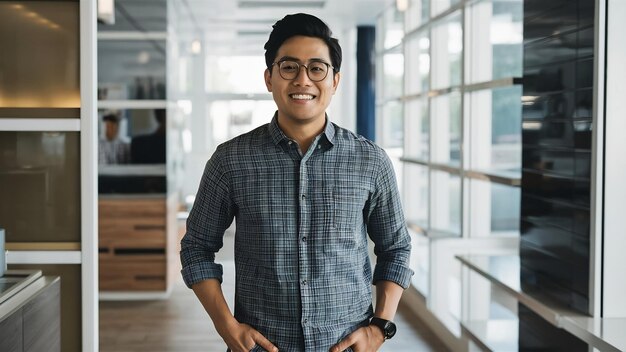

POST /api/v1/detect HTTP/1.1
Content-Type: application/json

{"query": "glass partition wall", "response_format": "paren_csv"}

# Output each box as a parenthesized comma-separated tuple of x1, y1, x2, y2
(0, 1, 98, 350)
(376, 0, 523, 339)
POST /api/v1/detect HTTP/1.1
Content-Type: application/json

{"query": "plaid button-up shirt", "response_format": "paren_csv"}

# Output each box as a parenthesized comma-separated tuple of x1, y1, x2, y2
(181, 114, 413, 351)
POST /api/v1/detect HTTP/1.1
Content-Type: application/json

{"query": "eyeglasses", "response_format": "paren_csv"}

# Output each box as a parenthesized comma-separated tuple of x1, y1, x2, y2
(272, 60, 334, 82)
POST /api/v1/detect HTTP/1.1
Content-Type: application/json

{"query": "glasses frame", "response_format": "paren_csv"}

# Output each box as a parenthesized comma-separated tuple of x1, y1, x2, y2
(272, 60, 335, 82)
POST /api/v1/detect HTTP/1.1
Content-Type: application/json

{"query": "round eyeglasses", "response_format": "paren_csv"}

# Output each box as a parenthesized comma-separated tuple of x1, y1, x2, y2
(272, 60, 334, 82)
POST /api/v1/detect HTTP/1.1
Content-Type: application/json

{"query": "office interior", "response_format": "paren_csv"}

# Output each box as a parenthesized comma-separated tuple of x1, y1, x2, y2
(1, 0, 625, 351)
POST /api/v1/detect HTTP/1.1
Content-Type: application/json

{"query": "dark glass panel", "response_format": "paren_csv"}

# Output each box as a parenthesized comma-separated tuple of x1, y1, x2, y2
(523, 1, 577, 43)
(522, 92, 575, 120)
(572, 208, 590, 237)
(518, 304, 588, 350)
(523, 121, 575, 148)
(572, 179, 590, 207)
(524, 61, 576, 94)
(524, 33, 578, 68)
(573, 120, 592, 150)
(522, 147, 574, 177)
(0, 132, 80, 242)
(522, 171, 574, 203)
(521, 194, 574, 232)
(576, 58, 594, 88)
(520, 220, 589, 269)
(520, 245, 590, 313)
(578, 0, 595, 28)
(574, 88, 593, 119)
(574, 151, 591, 179)
(577, 27, 595, 58)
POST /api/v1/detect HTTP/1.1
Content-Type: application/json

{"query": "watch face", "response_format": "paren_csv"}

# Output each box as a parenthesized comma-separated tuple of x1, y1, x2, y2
(385, 321, 397, 339)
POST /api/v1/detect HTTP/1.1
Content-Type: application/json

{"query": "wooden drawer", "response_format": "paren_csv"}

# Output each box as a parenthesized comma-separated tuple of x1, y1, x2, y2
(99, 256, 166, 291)
(99, 197, 167, 292)
(99, 198, 166, 218)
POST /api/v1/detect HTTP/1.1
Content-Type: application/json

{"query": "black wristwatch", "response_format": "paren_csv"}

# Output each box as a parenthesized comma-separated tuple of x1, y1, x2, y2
(369, 317, 397, 340)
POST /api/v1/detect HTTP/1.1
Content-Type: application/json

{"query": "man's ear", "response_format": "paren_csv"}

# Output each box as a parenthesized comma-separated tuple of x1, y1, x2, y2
(331, 71, 341, 95)
(264, 68, 272, 92)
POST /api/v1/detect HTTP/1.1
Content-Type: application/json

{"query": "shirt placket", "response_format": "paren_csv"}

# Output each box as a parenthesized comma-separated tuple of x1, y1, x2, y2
(294, 137, 321, 350)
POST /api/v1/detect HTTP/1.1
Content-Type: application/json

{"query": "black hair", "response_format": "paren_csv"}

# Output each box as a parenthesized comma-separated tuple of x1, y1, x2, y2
(264, 13, 342, 74)
(102, 113, 119, 123)
(154, 109, 166, 125)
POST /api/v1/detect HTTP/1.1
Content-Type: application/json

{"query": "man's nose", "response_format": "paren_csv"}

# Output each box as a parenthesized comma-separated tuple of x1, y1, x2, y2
(293, 66, 312, 85)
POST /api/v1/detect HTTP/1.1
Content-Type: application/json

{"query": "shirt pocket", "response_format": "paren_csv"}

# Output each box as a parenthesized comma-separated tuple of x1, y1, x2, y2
(333, 185, 368, 231)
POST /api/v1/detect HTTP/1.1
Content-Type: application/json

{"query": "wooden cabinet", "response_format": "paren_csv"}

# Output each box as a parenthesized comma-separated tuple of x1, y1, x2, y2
(99, 197, 168, 291)
(0, 312, 22, 351)
(0, 276, 60, 352)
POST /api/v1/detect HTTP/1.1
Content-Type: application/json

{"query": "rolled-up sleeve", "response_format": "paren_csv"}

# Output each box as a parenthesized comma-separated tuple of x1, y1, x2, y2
(180, 147, 235, 287)
(366, 149, 414, 289)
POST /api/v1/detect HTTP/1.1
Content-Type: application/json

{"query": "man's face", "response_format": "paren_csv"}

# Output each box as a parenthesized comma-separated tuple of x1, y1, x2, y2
(104, 120, 119, 141)
(264, 35, 340, 125)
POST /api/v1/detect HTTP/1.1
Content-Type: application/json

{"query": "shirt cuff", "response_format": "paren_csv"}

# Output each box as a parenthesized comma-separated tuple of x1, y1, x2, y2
(181, 261, 224, 288)
(372, 262, 414, 289)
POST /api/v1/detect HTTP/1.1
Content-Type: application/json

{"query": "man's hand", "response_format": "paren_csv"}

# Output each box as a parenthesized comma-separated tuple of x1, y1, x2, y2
(220, 320, 278, 352)
(329, 325, 385, 352)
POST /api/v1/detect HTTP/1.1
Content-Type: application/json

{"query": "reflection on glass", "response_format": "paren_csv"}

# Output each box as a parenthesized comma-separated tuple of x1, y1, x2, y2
(98, 40, 166, 100)
(431, 92, 461, 165)
(0, 2, 79, 108)
(0, 132, 80, 242)
(467, 0, 523, 83)
(98, 0, 166, 32)
(467, 269, 519, 323)
(431, 12, 462, 89)
(381, 6, 404, 49)
(404, 163, 429, 226)
(383, 51, 404, 99)
(208, 100, 277, 147)
(381, 101, 403, 149)
(404, 98, 429, 160)
(469, 86, 522, 171)
(469, 178, 520, 237)
(405, 32, 430, 95)
(431, 0, 461, 17)
(406, 0, 430, 31)
(431, 170, 461, 235)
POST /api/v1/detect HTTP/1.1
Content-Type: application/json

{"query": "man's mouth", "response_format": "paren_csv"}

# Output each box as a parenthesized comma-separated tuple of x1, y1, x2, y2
(289, 94, 316, 100)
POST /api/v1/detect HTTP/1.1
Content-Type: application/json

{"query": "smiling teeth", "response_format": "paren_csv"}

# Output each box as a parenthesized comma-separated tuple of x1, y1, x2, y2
(291, 94, 314, 100)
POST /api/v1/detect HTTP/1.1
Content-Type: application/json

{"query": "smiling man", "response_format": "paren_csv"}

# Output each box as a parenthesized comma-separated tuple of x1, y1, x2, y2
(180, 13, 413, 352)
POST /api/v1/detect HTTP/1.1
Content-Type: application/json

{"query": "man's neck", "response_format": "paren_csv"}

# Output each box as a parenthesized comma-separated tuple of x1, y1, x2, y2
(276, 113, 326, 153)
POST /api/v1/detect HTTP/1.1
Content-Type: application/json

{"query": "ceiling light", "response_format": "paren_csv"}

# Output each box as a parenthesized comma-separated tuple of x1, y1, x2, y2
(191, 39, 202, 55)
(396, 0, 408, 12)
(137, 51, 150, 64)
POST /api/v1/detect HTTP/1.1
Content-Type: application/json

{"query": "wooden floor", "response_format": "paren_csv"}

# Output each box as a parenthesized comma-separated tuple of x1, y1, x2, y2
(100, 232, 449, 351)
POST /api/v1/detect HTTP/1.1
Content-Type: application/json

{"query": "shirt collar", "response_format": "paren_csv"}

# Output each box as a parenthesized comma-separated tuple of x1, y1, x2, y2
(268, 112, 336, 147)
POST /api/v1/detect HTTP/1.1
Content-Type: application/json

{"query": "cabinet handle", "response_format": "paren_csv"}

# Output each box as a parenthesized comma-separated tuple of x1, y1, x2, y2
(133, 225, 165, 231)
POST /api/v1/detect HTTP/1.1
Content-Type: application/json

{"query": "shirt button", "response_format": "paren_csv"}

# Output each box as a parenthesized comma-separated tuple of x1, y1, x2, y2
(301, 194, 306, 199)
(318, 145, 321, 149)
(301, 279, 307, 285)
(288, 141, 292, 145)
(303, 318, 308, 324)
(302, 236, 307, 242)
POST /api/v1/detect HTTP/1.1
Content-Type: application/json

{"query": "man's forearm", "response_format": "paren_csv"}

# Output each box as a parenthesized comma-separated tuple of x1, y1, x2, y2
(374, 280, 404, 320)
(191, 279, 238, 334)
